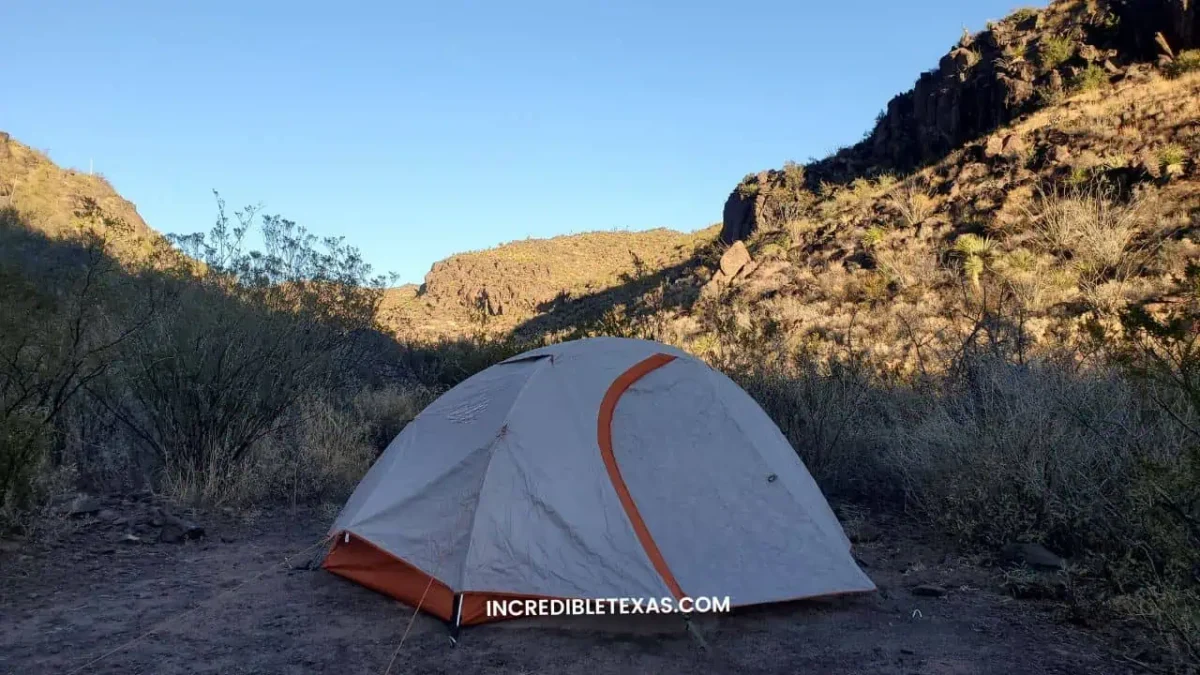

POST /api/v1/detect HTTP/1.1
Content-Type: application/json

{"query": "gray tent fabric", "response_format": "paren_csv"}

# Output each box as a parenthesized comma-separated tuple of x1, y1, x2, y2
(325, 337, 875, 623)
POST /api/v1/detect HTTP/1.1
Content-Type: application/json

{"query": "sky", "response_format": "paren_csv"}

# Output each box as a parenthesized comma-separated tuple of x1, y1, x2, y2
(2, 1, 1036, 284)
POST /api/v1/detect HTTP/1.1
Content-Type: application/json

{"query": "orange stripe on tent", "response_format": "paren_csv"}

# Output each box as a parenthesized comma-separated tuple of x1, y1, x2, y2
(322, 533, 574, 625)
(597, 353, 686, 600)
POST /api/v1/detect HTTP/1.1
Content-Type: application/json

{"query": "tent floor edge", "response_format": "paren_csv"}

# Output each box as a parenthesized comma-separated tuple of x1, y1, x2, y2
(321, 532, 456, 622)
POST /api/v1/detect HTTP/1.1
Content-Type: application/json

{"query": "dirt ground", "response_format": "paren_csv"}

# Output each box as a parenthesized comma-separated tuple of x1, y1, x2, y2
(0, 500, 1134, 675)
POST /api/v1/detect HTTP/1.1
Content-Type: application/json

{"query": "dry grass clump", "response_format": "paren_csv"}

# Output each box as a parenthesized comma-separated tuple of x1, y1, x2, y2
(886, 180, 938, 228)
(181, 386, 434, 507)
(1027, 185, 1147, 283)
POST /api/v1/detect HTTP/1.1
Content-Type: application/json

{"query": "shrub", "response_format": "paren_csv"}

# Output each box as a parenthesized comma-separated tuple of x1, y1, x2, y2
(1070, 64, 1108, 92)
(88, 194, 393, 504)
(736, 182, 760, 199)
(1164, 49, 1200, 79)
(860, 226, 887, 250)
(738, 333, 1197, 666)
(1009, 7, 1040, 24)
(0, 207, 145, 526)
(737, 358, 883, 498)
(1039, 35, 1075, 70)
(1115, 280, 1200, 665)
(1160, 143, 1188, 171)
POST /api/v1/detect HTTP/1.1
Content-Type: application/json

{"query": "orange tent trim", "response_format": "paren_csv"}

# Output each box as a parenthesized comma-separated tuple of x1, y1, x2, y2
(596, 353, 686, 600)
(322, 533, 574, 625)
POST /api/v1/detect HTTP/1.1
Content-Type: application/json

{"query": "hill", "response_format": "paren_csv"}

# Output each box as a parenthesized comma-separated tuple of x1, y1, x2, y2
(381, 0, 1195, 374)
(392, 2, 1199, 366)
(0, 133, 167, 260)
(385, 225, 719, 340)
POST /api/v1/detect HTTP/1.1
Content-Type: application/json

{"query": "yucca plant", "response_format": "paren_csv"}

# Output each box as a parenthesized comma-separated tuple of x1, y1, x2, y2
(953, 233, 995, 289)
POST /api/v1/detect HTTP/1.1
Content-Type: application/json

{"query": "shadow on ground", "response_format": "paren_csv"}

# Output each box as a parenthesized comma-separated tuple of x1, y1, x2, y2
(0, 506, 1126, 675)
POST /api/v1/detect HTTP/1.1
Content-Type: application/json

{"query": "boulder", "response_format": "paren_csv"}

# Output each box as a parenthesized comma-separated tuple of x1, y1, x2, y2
(1000, 75, 1035, 108)
(719, 242, 752, 279)
(733, 261, 759, 282)
(1001, 134, 1028, 160)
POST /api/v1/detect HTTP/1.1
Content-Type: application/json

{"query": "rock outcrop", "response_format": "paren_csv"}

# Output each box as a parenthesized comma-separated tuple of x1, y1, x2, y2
(721, 0, 1200, 244)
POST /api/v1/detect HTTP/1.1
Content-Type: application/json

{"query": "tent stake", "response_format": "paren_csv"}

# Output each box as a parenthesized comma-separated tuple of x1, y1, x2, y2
(683, 614, 708, 651)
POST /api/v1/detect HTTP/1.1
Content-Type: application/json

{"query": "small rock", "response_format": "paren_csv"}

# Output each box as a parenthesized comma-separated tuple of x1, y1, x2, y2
(68, 495, 103, 517)
(985, 135, 1005, 159)
(1048, 145, 1072, 164)
(158, 513, 205, 544)
(1002, 542, 1066, 570)
(912, 584, 947, 597)
(1103, 59, 1121, 74)
(948, 48, 976, 73)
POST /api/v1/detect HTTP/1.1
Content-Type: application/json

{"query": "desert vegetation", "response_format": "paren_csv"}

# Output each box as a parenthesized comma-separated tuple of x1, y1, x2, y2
(0, 196, 447, 527)
(3, 0, 1199, 669)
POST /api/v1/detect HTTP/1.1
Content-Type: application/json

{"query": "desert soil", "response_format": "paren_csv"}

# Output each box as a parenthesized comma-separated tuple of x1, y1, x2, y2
(0, 499, 1133, 675)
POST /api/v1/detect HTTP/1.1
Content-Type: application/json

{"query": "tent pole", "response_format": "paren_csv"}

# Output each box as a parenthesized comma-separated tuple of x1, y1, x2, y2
(448, 593, 463, 646)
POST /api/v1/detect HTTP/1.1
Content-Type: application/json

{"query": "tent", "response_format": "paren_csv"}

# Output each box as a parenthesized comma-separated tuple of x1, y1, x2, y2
(323, 337, 875, 627)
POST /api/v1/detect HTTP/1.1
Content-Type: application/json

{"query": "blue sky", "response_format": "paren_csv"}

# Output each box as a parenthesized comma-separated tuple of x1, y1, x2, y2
(2, 1, 1034, 284)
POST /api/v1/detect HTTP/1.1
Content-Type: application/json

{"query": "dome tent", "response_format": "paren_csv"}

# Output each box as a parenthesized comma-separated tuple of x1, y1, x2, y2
(323, 337, 875, 627)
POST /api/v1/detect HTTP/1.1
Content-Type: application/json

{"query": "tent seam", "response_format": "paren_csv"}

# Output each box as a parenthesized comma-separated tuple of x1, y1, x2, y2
(453, 355, 554, 591)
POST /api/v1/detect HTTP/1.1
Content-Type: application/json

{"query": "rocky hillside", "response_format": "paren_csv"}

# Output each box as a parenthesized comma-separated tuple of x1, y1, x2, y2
(596, 0, 1188, 371)
(724, 0, 1198, 243)
(391, 0, 1198, 361)
(385, 226, 718, 339)
(0, 133, 165, 260)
